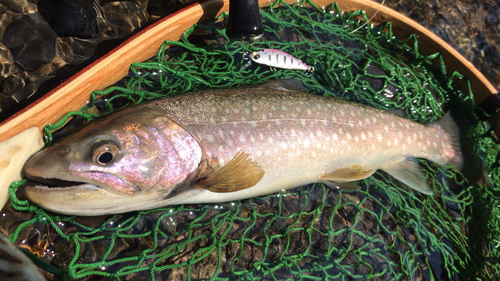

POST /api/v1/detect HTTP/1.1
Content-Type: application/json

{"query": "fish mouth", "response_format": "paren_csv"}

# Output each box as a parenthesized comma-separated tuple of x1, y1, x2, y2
(23, 167, 135, 196)
(23, 175, 164, 216)
(23, 180, 135, 216)
(25, 176, 97, 190)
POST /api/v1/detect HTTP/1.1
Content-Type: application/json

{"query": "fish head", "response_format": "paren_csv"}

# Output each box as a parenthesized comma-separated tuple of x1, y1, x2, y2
(23, 106, 203, 215)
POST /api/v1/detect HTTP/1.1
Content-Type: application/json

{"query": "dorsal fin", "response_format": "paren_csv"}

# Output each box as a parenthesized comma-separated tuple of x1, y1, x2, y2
(195, 151, 264, 193)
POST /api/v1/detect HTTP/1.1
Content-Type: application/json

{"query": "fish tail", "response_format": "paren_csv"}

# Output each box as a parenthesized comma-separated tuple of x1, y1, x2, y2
(431, 112, 463, 171)
(379, 112, 464, 195)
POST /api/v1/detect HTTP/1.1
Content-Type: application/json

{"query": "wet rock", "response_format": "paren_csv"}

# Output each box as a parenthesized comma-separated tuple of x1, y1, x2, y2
(101, 1, 149, 38)
(0, 93, 14, 114)
(0, 74, 25, 96)
(38, 0, 99, 39)
(9, 75, 54, 102)
(2, 13, 57, 72)
(0, 42, 17, 77)
(2, 0, 30, 13)
(0, 0, 203, 119)
(148, 0, 194, 20)
(56, 37, 100, 65)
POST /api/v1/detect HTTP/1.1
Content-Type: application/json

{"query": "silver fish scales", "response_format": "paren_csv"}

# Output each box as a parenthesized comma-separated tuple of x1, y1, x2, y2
(23, 81, 462, 215)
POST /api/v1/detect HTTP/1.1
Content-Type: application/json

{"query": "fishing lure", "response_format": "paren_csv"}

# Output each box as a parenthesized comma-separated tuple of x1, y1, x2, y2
(245, 49, 314, 72)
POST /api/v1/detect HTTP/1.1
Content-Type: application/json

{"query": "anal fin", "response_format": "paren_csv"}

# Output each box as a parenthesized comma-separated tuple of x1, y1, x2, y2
(380, 158, 433, 195)
(195, 151, 265, 193)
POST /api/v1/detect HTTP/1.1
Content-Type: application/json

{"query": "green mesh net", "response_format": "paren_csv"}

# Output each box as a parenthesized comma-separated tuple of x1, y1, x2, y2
(2, 0, 499, 280)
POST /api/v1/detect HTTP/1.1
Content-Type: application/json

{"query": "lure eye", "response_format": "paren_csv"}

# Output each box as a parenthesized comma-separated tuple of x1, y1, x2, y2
(91, 141, 120, 166)
(252, 52, 261, 60)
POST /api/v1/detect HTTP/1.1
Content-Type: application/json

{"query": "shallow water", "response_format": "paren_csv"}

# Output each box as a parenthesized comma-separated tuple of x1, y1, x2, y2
(0, 0, 196, 119)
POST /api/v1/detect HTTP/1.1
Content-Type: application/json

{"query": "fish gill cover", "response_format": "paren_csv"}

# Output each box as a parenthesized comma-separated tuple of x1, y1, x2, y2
(1, 0, 499, 280)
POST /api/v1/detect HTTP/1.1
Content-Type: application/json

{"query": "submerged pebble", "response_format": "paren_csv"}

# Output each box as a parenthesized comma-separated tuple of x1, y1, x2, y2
(3, 13, 57, 72)
(38, 0, 99, 39)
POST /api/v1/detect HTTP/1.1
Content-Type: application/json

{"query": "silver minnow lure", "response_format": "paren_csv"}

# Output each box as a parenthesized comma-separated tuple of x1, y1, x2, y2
(248, 49, 314, 72)
(23, 80, 462, 216)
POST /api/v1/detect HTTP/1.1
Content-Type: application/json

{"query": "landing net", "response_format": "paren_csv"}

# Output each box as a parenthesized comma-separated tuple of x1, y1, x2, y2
(3, 0, 499, 280)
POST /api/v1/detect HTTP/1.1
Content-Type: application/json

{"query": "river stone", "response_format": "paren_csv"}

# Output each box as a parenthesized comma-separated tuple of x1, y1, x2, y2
(0, 74, 25, 96)
(38, 0, 98, 39)
(2, 13, 57, 72)
(101, 1, 149, 38)
(0, 43, 17, 78)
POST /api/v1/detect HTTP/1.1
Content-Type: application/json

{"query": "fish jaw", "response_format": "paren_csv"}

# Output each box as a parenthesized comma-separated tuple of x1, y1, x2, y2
(24, 184, 164, 215)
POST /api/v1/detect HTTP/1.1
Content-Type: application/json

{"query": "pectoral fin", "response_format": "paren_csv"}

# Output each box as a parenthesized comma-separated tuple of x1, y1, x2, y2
(380, 158, 433, 195)
(319, 165, 376, 191)
(195, 151, 265, 193)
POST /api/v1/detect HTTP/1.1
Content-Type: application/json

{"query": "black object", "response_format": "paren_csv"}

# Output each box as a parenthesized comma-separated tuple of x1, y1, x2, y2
(2, 13, 57, 72)
(226, 0, 264, 40)
(478, 93, 500, 116)
(38, 0, 98, 39)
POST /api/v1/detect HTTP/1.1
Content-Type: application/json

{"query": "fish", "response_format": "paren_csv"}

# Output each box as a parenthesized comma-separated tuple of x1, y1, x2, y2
(246, 49, 314, 72)
(0, 233, 46, 281)
(23, 80, 462, 216)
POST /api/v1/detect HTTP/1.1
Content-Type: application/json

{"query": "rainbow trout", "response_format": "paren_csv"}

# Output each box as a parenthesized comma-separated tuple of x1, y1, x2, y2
(23, 81, 462, 215)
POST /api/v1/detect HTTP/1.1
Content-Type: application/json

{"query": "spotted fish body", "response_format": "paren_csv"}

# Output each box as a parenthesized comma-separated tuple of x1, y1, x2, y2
(23, 81, 462, 215)
(249, 49, 314, 72)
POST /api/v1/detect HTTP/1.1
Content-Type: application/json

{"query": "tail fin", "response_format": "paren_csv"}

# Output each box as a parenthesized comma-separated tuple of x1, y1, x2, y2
(431, 112, 463, 171)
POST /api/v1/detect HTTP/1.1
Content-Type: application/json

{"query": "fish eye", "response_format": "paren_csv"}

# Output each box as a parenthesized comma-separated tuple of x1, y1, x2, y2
(91, 139, 120, 166)
(97, 151, 114, 165)
(252, 52, 260, 60)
